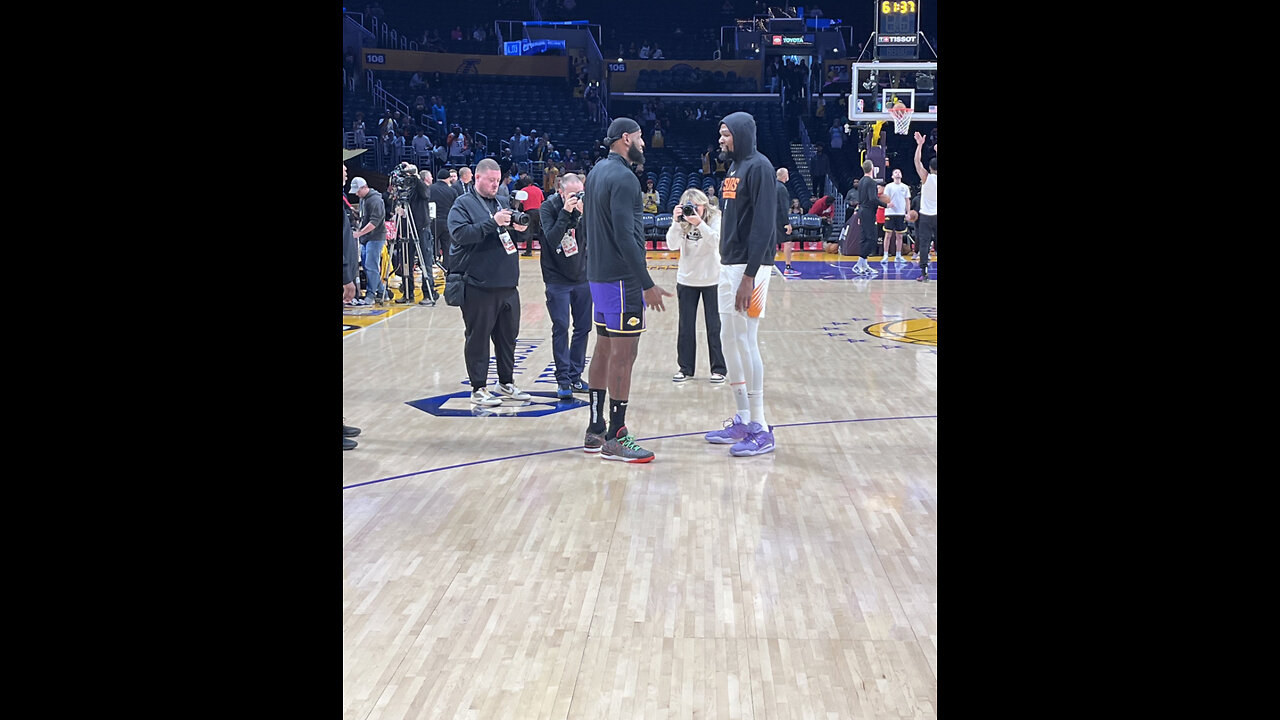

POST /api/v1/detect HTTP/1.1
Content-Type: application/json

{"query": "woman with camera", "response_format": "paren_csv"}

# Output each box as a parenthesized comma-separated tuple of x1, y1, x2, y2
(666, 188, 726, 384)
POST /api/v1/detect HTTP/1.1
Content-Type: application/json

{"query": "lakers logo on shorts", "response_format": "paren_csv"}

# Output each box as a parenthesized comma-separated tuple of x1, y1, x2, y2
(721, 177, 739, 200)
(627, 317, 639, 327)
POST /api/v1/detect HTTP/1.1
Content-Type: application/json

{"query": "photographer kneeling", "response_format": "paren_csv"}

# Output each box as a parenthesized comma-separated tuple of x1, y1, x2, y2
(446, 158, 534, 407)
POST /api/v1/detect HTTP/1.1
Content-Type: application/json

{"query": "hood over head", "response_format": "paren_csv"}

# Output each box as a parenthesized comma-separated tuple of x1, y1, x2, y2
(719, 111, 758, 162)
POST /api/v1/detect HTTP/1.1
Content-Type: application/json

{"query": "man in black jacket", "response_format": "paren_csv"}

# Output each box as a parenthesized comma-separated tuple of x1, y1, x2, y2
(581, 117, 672, 463)
(853, 160, 890, 276)
(539, 172, 592, 401)
(776, 167, 798, 276)
(446, 158, 533, 408)
(429, 170, 457, 271)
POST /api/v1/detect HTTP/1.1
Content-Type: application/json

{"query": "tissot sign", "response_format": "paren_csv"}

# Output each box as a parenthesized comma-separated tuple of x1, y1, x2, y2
(876, 34, 918, 45)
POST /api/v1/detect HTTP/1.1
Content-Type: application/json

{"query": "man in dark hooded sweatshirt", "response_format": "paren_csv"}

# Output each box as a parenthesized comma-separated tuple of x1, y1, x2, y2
(703, 111, 778, 457)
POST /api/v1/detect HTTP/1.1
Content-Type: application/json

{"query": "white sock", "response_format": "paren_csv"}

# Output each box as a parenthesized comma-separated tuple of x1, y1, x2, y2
(748, 392, 767, 429)
(733, 383, 750, 425)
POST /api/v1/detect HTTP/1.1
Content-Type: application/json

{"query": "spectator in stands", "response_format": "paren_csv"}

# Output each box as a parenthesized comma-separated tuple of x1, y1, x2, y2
(344, 47, 358, 91)
(430, 97, 446, 130)
(510, 126, 531, 163)
(471, 24, 485, 42)
(789, 197, 803, 215)
(377, 111, 397, 146)
(651, 44, 664, 60)
(650, 122, 665, 149)
(450, 25, 463, 42)
(412, 128, 432, 164)
(410, 72, 427, 92)
(543, 163, 560, 193)
(448, 131, 470, 166)
(411, 94, 429, 120)
(810, 144, 830, 197)
(829, 119, 845, 154)
(352, 113, 367, 147)
(532, 135, 553, 164)
(390, 128, 407, 169)
(642, 178, 660, 214)
(584, 82, 600, 121)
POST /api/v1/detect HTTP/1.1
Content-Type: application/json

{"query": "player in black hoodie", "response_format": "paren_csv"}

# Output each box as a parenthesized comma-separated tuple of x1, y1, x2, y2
(703, 111, 778, 456)
(580, 117, 672, 463)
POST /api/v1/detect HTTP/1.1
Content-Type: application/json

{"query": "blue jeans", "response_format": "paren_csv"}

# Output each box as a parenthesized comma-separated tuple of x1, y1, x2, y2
(361, 240, 386, 299)
(544, 281, 592, 386)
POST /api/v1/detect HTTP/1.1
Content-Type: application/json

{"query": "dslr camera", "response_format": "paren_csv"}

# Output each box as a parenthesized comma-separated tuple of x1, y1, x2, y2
(508, 191, 531, 226)
(681, 203, 697, 217)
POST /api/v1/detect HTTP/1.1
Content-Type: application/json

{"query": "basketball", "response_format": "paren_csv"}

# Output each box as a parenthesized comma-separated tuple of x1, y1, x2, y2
(907, 209, 919, 223)
(892, 101, 906, 111)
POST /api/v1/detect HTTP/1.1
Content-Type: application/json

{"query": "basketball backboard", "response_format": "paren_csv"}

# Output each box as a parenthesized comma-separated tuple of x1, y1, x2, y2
(848, 61, 937, 123)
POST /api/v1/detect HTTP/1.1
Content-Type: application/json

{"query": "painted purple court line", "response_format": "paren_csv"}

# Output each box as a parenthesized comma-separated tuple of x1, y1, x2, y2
(342, 414, 939, 490)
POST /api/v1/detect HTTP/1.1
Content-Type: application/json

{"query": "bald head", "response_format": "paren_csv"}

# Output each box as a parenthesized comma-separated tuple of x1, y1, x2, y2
(776, 167, 789, 182)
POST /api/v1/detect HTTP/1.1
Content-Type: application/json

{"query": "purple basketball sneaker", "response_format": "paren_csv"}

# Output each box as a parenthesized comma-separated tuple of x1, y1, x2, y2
(730, 422, 776, 457)
(705, 414, 752, 445)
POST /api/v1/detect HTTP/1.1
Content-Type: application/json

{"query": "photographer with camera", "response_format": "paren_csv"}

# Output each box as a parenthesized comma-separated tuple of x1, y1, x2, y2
(446, 158, 533, 407)
(668, 187, 726, 386)
(388, 162, 440, 306)
(538, 173, 592, 401)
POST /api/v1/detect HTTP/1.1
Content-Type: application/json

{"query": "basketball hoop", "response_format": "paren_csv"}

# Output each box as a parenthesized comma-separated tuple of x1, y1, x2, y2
(889, 104, 913, 135)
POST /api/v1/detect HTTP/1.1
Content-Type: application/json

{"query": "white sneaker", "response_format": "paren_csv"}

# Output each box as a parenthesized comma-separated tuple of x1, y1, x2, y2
(673, 371, 690, 382)
(471, 387, 503, 406)
(709, 373, 725, 384)
(851, 265, 866, 275)
(492, 382, 531, 401)
(862, 265, 879, 275)
(882, 256, 893, 263)
(895, 254, 906, 263)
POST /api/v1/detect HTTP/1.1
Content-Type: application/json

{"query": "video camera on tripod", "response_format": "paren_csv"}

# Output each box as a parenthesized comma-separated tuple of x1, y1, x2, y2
(389, 162, 419, 205)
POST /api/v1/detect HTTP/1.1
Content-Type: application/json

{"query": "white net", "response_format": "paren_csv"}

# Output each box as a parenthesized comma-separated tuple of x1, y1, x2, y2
(891, 108, 913, 135)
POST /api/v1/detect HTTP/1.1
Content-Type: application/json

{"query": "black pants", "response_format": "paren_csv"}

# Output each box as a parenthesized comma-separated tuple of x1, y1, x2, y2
(461, 285, 520, 389)
(916, 214, 937, 269)
(676, 283, 726, 377)
(858, 210, 879, 257)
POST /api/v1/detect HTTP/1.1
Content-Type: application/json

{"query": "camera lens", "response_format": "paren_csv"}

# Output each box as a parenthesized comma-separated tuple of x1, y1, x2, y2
(682, 204, 696, 216)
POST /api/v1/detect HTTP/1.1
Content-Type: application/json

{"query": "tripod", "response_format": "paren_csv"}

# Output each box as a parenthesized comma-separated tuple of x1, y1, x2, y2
(392, 200, 443, 305)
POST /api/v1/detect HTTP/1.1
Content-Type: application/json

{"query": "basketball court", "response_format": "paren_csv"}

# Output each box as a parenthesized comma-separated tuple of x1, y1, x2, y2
(343, 248, 937, 719)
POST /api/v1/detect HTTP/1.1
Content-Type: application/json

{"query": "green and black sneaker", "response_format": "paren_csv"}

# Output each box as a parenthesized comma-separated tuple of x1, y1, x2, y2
(600, 427, 655, 464)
